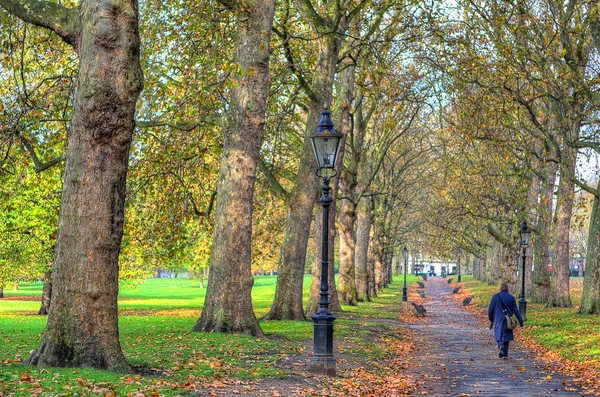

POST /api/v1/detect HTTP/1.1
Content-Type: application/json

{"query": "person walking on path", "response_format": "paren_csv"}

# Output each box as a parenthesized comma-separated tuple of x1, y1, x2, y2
(488, 282, 524, 359)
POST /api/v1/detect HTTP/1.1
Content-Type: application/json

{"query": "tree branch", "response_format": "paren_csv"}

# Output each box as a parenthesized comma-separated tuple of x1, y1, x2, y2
(293, 0, 325, 31)
(486, 222, 510, 246)
(0, 0, 79, 46)
(573, 177, 599, 197)
(272, 25, 318, 102)
(18, 134, 64, 173)
(187, 191, 217, 218)
(136, 117, 221, 132)
(258, 157, 289, 200)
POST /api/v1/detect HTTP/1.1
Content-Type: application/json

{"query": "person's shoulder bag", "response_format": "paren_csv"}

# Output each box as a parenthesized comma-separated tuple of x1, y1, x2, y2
(497, 293, 519, 330)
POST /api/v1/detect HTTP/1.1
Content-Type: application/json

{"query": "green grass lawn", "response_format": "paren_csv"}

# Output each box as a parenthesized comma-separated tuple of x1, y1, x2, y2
(0, 274, 420, 396)
(459, 275, 600, 370)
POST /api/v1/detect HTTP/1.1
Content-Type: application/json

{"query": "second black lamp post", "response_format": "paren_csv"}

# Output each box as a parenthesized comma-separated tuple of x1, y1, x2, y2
(309, 110, 343, 377)
(402, 246, 408, 302)
(519, 220, 532, 321)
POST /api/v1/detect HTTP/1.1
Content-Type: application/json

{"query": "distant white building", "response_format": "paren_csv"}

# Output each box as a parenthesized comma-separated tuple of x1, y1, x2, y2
(416, 260, 458, 276)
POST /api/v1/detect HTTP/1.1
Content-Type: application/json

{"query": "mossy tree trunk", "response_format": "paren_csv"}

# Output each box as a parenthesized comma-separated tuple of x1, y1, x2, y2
(193, 0, 275, 335)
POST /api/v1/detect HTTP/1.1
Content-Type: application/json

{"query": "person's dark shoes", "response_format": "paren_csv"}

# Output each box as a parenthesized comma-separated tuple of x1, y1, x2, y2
(498, 346, 506, 358)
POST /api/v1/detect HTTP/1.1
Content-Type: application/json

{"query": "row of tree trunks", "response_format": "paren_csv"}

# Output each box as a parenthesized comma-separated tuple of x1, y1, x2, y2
(193, 0, 276, 335)
(265, 5, 348, 320)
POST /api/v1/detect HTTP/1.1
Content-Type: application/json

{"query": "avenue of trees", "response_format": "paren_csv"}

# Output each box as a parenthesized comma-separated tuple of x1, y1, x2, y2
(1, 0, 600, 371)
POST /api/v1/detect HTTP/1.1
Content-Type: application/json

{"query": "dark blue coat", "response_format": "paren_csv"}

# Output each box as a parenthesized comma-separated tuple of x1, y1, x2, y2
(488, 291, 524, 342)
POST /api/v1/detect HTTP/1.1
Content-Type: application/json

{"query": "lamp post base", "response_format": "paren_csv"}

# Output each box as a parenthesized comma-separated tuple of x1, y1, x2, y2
(458, 275, 461, 283)
(309, 357, 336, 377)
(312, 309, 335, 376)
(519, 297, 527, 322)
(402, 286, 408, 302)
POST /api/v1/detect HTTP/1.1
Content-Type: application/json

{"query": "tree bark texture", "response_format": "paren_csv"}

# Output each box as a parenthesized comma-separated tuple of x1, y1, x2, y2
(480, 252, 487, 281)
(579, 194, 600, 314)
(337, 193, 358, 305)
(335, 61, 357, 306)
(38, 270, 52, 315)
(393, 250, 400, 276)
(367, 227, 377, 299)
(355, 197, 372, 301)
(547, 147, 576, 308)
(193, 0, 275, 335)
(487, 240, 500, 286)
(8, 0, 144, 371)
(267, 25, 346, 320)
(501, 236, 519, 295)
(531, 163, 556, 303)
(374, 251, 383, 293)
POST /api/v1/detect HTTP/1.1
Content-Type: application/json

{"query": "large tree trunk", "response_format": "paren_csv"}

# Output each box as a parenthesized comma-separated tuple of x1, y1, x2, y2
(330, 60, 356, 306)
(367, 229, 377, 299)
(374, 251, 383, 293)
(267, 29, 345, 320)
(547, 147, 576, 308)
(355, 197, 372, 301)
(531, 162, 556, 303)
(38, 271, 52, 316)
(393, 249, 401, 276)
(500, 233, 519, 294)
(337, 194, 358, 305)
(487, 240, 500, 286)
(193, 0, 275, 335)
(579, 193, 600, 314)
(480, 252, 487, 282)
(0, 286, 3, 299)
(8, 0, 144, 371)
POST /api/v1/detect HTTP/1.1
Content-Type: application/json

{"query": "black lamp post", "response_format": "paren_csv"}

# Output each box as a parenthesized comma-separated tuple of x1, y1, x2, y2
(309, 110, 342, 377)
(457, 249, 462, 283)
(519, 220, 531, 321)
(402, 246, 409, 302)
